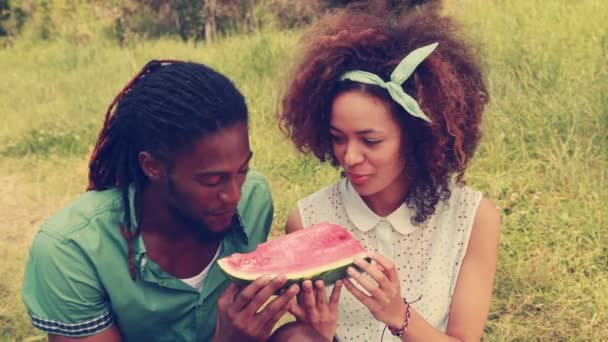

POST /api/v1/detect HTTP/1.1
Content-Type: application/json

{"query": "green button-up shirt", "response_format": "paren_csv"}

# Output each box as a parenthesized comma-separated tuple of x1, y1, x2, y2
(22, 170, 273, 341)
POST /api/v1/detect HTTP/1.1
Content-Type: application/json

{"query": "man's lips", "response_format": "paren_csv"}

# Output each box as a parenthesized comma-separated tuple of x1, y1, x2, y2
(209, 209, 235, 217)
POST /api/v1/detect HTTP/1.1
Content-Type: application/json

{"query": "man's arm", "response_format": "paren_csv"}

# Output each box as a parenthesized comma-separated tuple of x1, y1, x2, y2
(49, 326, 122, 342)
(22, 231, 118, 340)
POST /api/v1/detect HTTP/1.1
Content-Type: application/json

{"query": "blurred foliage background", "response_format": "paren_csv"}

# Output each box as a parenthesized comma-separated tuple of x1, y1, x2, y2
(1, 0, 606, 341)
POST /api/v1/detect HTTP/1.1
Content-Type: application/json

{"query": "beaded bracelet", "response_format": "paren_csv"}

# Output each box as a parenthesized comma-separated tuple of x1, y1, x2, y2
(380, 294, 422, 341)
(388, 298, 411, 336)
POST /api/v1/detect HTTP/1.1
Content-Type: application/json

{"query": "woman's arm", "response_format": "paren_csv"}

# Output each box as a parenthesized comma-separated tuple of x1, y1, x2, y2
(344, 197, 500, 342)
(402, 197, 501, 341)
(284, 207, 341, 341)
(285, 207, 304, 234)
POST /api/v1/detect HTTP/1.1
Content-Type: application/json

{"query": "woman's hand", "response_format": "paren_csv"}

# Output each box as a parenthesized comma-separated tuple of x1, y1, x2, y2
(289, 279, 342, 341)
(343, 252, 407, 328)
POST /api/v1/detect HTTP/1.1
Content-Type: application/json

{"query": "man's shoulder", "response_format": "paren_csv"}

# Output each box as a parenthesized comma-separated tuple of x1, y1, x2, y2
(238, 170, 273, 243)
(240, 169, 272, 204)
(243, 169, 270, 187)
(40, 188, 124, 240)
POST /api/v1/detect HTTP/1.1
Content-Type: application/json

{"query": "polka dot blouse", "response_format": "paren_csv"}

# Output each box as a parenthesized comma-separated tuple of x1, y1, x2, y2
(298, 179, 482, 341)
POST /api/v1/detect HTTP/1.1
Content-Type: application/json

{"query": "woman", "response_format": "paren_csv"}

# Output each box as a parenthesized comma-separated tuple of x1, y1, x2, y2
(279, 4, 501, 341)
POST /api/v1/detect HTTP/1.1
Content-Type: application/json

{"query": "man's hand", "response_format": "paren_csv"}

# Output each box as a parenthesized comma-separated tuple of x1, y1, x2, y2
(213, 275, 300, 342)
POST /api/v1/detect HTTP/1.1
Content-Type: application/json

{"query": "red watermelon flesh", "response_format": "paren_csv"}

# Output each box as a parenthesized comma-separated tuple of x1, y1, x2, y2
(217, 222, 368, 285)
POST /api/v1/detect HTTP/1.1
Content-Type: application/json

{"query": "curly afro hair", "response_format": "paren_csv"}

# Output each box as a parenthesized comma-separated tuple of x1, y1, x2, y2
(279, 4, 488, 224)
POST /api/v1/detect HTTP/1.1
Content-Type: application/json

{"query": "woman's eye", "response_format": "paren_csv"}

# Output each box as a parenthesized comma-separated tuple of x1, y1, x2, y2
(363, 139, 381, 145)
(330, 135, 345, 144)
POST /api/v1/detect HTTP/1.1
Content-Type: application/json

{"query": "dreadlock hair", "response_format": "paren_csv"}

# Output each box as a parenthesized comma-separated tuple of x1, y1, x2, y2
(87, 60, 248, 280)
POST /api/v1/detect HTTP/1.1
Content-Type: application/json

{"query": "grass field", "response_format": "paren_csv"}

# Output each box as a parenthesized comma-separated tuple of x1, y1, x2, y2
(1, 1, 607, 340)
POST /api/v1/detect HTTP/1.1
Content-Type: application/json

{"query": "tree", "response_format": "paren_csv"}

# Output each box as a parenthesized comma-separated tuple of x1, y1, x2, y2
(203, 0, 216, 42)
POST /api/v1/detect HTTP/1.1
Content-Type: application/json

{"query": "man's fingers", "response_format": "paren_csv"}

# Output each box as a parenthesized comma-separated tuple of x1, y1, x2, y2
(260, 297, 295, 339)
(257, 284, 300, 323)
(233, 275, 275, 312)
(242, 275, 289, 317)
(218, 282, 240, 309)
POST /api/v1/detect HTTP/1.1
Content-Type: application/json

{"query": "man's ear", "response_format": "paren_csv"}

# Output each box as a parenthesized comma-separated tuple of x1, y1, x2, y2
(138, 151, 166, 182)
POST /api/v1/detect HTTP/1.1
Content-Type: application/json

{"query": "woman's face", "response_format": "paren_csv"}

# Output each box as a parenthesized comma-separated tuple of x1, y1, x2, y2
(330, 90, 407, 198)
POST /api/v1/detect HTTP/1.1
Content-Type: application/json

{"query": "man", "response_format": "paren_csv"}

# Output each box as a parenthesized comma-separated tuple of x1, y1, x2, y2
(22, 60, 321, 341)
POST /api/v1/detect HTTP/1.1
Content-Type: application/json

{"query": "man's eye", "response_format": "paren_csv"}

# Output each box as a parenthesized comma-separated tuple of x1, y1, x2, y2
(199, 175, 223, 186)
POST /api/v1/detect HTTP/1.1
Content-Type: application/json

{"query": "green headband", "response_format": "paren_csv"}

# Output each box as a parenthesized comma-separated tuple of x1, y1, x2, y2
(339, 42, 438, 123)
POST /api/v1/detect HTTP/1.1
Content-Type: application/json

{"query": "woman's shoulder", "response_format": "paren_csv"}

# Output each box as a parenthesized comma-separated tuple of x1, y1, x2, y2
(440, 182, 500, 239)
(298, 179, 343, 206)
(295, 179, 345, 228)
(443, 182, 484, 212)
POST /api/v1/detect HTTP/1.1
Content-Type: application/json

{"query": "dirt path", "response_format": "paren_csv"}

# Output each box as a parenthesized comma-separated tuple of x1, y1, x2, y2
(0, 175, 53, 248)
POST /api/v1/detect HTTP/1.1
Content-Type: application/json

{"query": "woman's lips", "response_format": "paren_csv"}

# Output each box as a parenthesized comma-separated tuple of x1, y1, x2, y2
(348, 173, 371, 185)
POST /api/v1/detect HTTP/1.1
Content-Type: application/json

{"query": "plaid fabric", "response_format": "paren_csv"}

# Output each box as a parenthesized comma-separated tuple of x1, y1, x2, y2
(29, 311, 113, 337)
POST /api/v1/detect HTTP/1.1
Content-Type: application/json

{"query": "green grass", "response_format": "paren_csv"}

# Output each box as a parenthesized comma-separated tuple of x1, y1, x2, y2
(1, 1, 607, 340)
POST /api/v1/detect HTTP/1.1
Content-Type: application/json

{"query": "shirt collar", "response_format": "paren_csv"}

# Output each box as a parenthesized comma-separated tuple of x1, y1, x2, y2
(339, 179, 419, 235)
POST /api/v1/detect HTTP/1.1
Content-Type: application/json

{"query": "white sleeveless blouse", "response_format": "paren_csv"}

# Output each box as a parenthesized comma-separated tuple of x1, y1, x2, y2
(298, 179, 482, 341)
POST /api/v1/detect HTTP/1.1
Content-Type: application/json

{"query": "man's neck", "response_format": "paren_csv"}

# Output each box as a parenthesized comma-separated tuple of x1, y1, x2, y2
(137, 183, 190, 239)
(136, 183, 221, 278)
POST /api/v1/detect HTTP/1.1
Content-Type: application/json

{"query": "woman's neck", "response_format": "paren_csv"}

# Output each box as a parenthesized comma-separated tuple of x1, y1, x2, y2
(360, 175, 409, 217)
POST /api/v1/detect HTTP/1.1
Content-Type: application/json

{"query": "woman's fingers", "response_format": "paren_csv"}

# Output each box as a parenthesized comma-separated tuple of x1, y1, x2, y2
(342, 278, 373, 307)
(314, 280, 327, 307)
(300, 279, 317, 313)
(288, 300, 306, 321)
(328, 280, 342, 309)
(369, 252, 399, 282)
(346, 266, 382, 298)
(352, 257, 391, 289)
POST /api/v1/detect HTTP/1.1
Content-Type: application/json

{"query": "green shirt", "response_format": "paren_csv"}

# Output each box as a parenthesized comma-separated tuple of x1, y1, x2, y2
(22, 170, 273, 341)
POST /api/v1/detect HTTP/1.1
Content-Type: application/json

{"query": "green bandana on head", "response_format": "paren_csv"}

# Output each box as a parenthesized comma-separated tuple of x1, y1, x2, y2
(339, 42, 438, 123)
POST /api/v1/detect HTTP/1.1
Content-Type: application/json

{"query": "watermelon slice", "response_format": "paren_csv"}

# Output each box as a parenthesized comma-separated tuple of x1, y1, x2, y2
(217, 222, 368, 287)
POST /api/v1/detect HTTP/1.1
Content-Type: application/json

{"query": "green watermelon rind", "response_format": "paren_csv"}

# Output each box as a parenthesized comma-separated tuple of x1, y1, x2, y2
(217, 253, 370, 289)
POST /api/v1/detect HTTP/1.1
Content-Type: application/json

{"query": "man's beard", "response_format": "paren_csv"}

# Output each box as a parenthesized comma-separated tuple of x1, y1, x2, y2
(167, 179, 234, 242)
(168, 205, 235, 242)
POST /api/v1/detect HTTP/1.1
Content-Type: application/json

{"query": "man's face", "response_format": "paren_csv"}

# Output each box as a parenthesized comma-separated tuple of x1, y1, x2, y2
(164, 121, 252, 241)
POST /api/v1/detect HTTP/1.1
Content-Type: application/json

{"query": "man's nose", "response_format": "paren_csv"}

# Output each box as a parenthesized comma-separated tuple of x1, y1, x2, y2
(219, 179, 241, 205)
